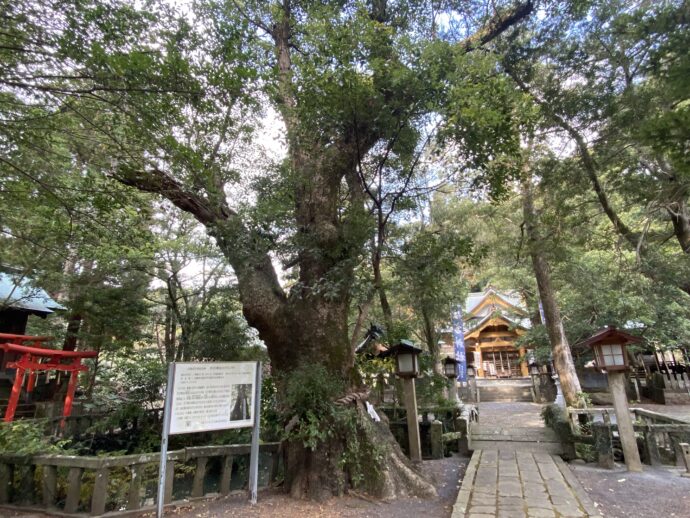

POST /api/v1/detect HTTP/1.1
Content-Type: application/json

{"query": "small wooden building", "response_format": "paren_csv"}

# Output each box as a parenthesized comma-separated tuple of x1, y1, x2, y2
(0, 271, 64, 388)
(0, 271, 64, 335)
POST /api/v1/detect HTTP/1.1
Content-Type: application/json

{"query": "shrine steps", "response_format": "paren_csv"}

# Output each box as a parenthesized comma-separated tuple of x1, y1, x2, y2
(476, 379, 534, 402)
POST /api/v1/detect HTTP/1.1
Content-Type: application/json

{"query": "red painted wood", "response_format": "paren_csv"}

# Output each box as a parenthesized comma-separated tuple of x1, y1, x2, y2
(4, 362, 26, 422)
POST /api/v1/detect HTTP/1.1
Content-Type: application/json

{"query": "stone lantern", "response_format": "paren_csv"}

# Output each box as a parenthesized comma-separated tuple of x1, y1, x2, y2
(579, 325, 643, 472)
(380, 339, 423, 461)
(442, 356, 459, 378)
(442, 356, 461, 406)
(387, 339, 422, 378)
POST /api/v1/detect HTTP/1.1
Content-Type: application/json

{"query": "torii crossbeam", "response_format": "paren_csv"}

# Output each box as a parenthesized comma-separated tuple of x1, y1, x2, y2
(0, 333, 97, 425)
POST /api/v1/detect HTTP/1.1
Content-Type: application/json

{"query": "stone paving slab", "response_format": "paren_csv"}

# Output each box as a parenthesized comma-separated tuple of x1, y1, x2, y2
(470, 441, 565, 455)
(452, 450, 604, 518)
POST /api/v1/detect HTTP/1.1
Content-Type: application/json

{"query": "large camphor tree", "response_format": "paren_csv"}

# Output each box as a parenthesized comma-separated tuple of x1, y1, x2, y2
(3, 0, 533, 499)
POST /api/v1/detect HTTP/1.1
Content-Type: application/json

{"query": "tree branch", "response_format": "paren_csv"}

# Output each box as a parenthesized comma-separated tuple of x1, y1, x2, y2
(458, 1, 534, 52)
(114, 167, 233, 225)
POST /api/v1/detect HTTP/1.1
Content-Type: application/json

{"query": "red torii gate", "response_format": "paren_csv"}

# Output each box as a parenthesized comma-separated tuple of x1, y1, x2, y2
(0, 333, 97, 424)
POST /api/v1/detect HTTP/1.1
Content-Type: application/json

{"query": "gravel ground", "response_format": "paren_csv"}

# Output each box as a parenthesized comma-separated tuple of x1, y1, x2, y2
(146, 454, 469, 518)
(570, 462, 690, 518)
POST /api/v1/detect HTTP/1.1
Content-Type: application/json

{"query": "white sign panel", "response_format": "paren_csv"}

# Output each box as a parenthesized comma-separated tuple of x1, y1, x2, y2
(169, 361, 257, 435)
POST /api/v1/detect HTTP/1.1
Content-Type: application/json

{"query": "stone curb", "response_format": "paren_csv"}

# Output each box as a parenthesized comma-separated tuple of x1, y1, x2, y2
(451, 449, 481, 518)
(552, 455, 604, 518)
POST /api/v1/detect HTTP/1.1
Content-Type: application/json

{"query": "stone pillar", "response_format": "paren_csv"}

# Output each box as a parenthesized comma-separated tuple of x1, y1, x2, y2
(609, 371, 642, 472)
(430, 421, 443, 459)
(592, 422, 614, 469)
(679, 443, 690, 478)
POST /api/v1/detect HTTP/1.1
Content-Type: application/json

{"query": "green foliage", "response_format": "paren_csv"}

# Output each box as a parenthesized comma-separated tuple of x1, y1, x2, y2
(541, 404, 574, 445)
(89, 351, 167, 414)
(0, 421, 70, 455)
(281, 364, 345, 450)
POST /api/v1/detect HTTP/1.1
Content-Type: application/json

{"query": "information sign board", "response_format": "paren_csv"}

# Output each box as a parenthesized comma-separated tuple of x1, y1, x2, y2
(157, 361, 262, 517)
(169, 362, 257, 434)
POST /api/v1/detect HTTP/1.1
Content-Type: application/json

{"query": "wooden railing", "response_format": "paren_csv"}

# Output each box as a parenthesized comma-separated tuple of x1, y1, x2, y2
(567, 407, 690, 467)
(0, 442, 281, 516)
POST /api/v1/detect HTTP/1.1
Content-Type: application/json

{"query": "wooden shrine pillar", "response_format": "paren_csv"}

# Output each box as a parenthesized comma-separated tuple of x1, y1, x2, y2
(4, 360, 26, 422)
(519, 347, 529, 377)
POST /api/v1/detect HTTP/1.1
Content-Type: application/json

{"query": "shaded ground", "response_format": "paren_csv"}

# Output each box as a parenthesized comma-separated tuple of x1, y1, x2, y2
(570, 462, 690, 518)
(128, 454, 468, 518)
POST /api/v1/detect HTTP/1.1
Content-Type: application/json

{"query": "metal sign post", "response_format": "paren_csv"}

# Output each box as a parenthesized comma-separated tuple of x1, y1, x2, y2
(157, 363, 175, 518)
(156, 361, 262, 517)
(248, 363, 262, 504)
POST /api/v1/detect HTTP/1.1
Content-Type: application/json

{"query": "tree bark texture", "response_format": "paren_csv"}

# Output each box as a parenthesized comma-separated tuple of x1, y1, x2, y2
(521, 174, 582, 405)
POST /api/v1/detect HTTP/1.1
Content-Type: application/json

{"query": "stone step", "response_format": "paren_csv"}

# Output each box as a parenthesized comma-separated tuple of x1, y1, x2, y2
(469, 440, 565, 454)
(478, 385, 533, 402)
(472, 425, 557, 437)
(476, 377, 532, 386)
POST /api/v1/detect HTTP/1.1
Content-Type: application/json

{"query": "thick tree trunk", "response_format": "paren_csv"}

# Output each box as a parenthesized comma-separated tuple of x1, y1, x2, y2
(62, 312, 82, 352)
(668, 200, 690, 254)
(421, 307, 441, 374)
(373, 247, 394, 333)
(521, 175, 582, 406)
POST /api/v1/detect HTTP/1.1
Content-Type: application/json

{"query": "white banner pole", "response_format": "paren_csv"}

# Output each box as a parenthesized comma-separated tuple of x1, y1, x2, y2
(248, 361, 262, 504)
(156, 363, 176, 518)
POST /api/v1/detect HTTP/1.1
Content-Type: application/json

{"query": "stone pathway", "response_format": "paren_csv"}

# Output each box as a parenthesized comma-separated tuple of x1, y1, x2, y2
(453, 450, 603, 518)
(470, 403, 564, 455)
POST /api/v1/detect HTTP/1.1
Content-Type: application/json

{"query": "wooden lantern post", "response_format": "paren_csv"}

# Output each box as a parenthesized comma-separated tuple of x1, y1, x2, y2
(581, 326, 643, 472)
(442, 356, 461, 406)
(382, 340, 423, 462)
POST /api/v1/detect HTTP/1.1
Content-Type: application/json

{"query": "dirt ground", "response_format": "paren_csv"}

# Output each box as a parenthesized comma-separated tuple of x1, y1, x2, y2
(570, 461, 690, 518)
(145, 454, 468, 518)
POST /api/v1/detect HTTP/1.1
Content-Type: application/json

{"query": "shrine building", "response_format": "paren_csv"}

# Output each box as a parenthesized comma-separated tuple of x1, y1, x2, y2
(441, 288, 534, 378)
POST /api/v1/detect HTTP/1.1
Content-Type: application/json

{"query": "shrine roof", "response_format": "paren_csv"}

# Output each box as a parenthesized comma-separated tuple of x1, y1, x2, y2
(0, 272, 65, 315)
(465, 288, 524, 313)
(464, 312, 531, 336)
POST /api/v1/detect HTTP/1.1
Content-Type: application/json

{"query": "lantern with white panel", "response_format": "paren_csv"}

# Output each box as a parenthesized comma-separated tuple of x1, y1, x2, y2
(389, 339, 422, 379)
(442, 357, 461, 406)
(591, 342, 629, 371)
(442, 356, 459, 379)
(379, 339, 423, 461)
(579, 325, 643, 472)
(466, 365, 476, 378)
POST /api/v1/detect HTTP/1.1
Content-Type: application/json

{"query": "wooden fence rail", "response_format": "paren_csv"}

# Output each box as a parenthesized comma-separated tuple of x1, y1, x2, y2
(567, 407, 690, 468)
(0, 442, 281, 516)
